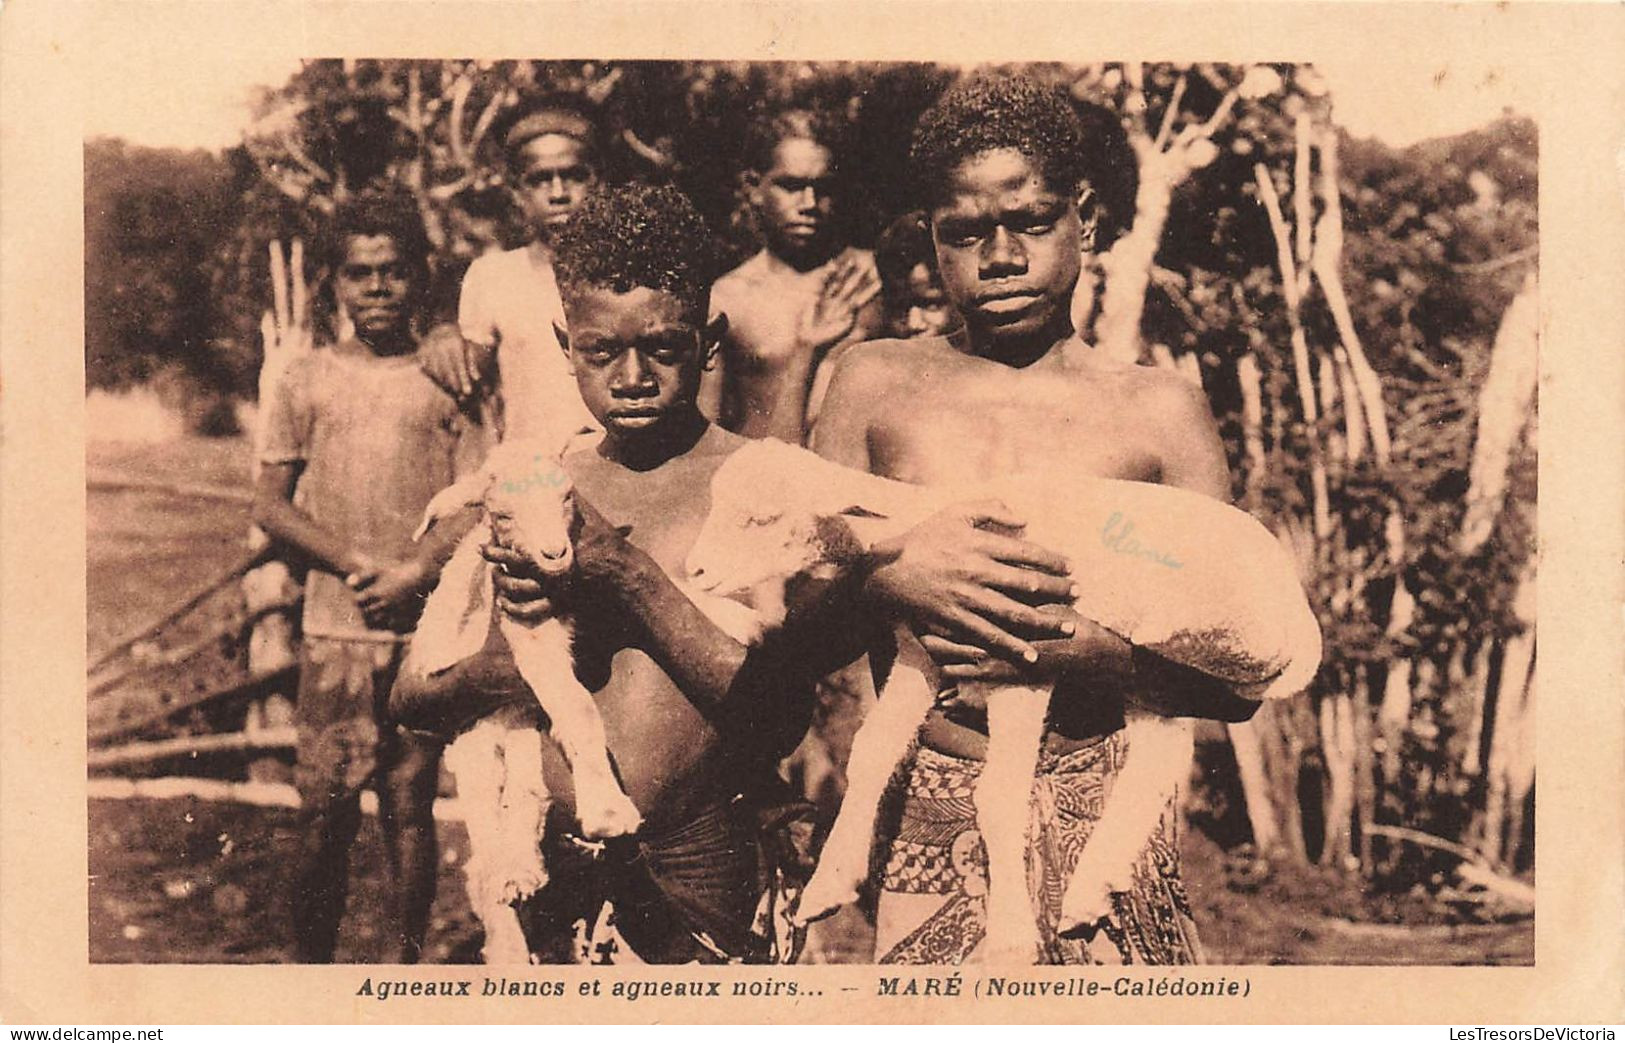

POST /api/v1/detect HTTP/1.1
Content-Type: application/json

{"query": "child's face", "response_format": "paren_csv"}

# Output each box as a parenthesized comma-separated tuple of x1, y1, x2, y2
(888, 262, 958, 339)
(930, 147, 1083, 348)
(558, 285, 717, 439)
(334, 234, 418, 344)
(511, 133, 600, 239)
(752, 136, 839, 263)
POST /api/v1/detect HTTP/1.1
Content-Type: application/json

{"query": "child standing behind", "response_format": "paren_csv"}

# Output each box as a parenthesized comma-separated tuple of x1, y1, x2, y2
(253, 193, 486, 963)
(417, 94, 606, 443)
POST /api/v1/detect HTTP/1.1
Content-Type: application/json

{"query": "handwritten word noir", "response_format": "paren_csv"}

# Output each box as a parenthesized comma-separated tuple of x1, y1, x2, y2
(1101, 511, 1184, 570)
(500, 456, 569, 495)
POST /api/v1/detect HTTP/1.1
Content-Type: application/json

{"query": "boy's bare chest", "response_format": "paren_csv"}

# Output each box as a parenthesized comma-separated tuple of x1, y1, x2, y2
(569, 458, 720, 576)
(720, 275, 824, 367)
(868, 368, 1160, 486)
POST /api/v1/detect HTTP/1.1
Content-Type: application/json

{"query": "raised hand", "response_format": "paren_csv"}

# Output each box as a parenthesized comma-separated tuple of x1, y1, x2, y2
(798, 253, 881, 353)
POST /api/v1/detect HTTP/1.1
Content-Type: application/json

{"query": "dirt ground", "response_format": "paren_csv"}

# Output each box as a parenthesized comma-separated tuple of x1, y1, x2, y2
(85, 433, 1533, 966)
(86, 796, 1532, 965)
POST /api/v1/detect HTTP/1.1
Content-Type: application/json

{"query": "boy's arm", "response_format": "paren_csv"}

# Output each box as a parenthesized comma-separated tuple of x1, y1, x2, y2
(252, 363, 371, 578)
(252, 462, 370, 578)
(421, 256, 498, 399)
(487, 498, 871, 738)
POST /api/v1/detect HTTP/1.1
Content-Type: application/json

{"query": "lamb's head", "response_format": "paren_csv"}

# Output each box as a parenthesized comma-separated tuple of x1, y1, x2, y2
(688, 439, 872, 603)
(687, 498, 821, 600)
(687, 501, 867, 610)
(480, 439, 576, 577)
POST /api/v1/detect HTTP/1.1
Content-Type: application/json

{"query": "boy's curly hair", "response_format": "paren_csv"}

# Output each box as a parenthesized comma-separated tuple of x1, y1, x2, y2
(552, 182, 720, 316)
(742, 104, 852, 176)
(910, 75, 1137, 248)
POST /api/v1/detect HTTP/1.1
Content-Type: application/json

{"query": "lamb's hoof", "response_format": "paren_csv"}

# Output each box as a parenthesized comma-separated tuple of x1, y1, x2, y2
(481, 916, 536, 966)
(1056, 909, 1108, 940)
(1057, 878, 1119, 937)
(793, 867, 862, 927)
(496, 865, 549, 905)
(576, 792, 643, 840)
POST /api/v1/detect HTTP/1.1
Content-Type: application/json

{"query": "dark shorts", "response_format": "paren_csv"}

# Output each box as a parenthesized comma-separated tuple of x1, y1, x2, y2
(294, 635, 411, 806)
(521, 784, 815, 965)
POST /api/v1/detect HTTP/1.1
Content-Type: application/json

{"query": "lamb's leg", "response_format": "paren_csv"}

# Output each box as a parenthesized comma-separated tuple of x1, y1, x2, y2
(974, 682, 1051, 966)
(501, 617, 642, 840)
(796, 664, 937, 926)
(443, 722, 534, 965)
(1058, 715, 1194, 935)
(491, 724, 551, 902)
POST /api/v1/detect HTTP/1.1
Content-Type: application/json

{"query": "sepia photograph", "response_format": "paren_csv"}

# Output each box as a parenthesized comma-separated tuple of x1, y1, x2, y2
(78, 54, 1541, 971)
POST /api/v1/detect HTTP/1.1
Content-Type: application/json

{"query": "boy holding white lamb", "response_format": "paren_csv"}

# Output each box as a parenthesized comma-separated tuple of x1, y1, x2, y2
(414, 182, 871, 963)
(804, 76, 1313, 964)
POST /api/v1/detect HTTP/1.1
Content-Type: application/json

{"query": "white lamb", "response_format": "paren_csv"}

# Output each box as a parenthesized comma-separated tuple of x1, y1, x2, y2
(402, 435, 767, 964)
(683, 438, 1322, 965)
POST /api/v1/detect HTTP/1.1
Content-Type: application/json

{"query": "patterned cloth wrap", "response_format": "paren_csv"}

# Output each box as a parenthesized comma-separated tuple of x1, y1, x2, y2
(878, 737, 1204, 965)
(520, 777, 817, 965)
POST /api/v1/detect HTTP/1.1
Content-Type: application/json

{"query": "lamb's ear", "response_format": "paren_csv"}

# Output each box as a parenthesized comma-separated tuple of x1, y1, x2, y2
(414, 472, 489, 541)
(408, 534, 495, 676)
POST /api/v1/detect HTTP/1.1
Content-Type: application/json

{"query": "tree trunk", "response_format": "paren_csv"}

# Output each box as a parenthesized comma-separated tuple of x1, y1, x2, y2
(1095, 139, 1178, 364)
(1226, 718, 1281, 855)
(1319, 687, 1357, 868)
(1460, 271, 1539, 556)
(1479, 563, 1536, 868)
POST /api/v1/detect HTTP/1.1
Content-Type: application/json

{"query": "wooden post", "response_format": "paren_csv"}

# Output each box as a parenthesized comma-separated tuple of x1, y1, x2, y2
(243, 237, 311, 769)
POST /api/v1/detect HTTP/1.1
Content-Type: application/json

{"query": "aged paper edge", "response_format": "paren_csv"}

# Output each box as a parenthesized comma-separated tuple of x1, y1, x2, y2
(2, 0, 1621, 1026)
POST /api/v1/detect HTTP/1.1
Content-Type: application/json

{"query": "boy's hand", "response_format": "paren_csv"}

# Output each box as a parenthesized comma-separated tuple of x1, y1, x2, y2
(918, 607, 1130, 685)
(343, 553, 380, 589)
(419, 322, 494, 400)
(486, 496, 636, 623)
(798, 254, 881, 353)
(484, 543, 558, 623)
(864, 499, 1077, 664)
(350, 559, 430, 628)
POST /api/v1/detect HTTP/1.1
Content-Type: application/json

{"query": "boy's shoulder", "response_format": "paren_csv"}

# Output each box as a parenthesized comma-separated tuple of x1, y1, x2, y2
(838, 335, 957, 381)
(465, 245, 536, 282)
(713, 250, 770, 293)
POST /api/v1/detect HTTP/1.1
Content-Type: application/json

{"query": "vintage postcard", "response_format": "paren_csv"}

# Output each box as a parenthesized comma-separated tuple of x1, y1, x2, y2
(1, 0, 1621, 1027)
